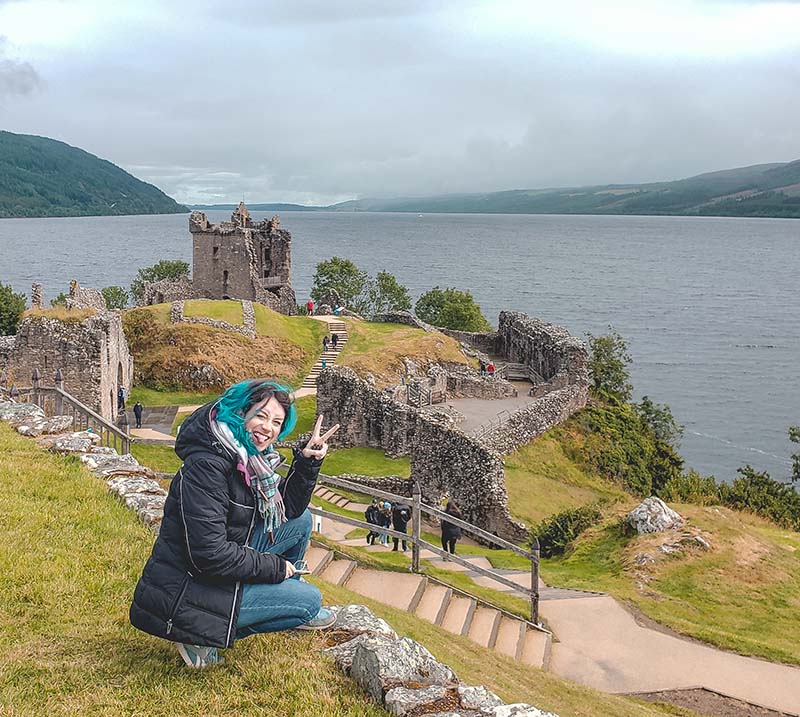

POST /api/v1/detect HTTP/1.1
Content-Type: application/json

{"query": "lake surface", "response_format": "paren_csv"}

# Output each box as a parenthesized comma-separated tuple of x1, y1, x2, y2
(1, 211, 798, 482)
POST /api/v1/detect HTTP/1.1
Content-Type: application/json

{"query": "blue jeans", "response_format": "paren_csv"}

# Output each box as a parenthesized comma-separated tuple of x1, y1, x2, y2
(235, 509, 322, 638)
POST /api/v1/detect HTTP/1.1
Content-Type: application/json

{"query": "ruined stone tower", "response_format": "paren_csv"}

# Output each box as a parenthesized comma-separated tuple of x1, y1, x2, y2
(188, 203, 296, 314)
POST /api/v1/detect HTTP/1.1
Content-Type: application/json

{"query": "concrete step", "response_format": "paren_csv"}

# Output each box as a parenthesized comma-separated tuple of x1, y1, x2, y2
(320, 558, 357, 586)
(494, 616, 526, 660)
(414, 582, 452, 626)
(333, 496, 350, 508)
(345, 567, 427, 611)
(467, 606, 501, 649)
(303, 545, 333, 575)
(519, 628, 549, 668)
(440, 594, 476, 637)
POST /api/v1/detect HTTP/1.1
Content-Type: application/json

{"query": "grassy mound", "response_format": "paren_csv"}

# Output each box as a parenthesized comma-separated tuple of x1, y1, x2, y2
(338, 320, 474, 387)
(541, 504, 800, 666)
(0, 423, 387, 716)
(122, 302, 326, 402)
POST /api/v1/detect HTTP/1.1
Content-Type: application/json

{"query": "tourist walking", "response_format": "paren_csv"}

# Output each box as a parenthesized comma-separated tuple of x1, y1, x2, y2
(306, 298, 314, 314)
(331, 332, 338, 349)
(391, 502, 412, 552)
(117, 386, 126, 411)
(129, 379, 340, 669)
(378, 502, 392, 545)
(365, 498, 380, 545)
(322, 335, 329, 352)
(133, 401, 143, 429)
(441, 500, 463, 556)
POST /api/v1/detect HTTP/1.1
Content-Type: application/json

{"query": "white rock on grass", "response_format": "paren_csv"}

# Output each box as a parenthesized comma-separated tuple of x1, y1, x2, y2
(81, 452, 149, 476)
(492, 705, 559, 717)
(51, 431, 101, 453)
(17, 414, 74, 437)
(0, 401, 45, 424)
(625, 497, 684, 534)
(328, 604, 398, 640)
(458, 685, 504, 711)
(384, 685, 448, 716)
(351, 636, 457, 702)
(323, 633, 395, 675)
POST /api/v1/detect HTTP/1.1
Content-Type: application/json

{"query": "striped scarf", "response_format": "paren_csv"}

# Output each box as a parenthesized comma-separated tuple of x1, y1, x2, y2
(209, 417, 286, 537)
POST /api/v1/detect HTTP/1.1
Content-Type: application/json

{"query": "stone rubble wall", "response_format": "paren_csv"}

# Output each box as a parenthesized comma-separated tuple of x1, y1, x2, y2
(65, 280, 107, 312)
(371, 311, 437, 332)
(141, 276, 197, 306)
(480, 384, 588, 456)
(325, 474, 413, 498)
(169, 299, 257, 338)
(443, 365, 517, 400)
(438, 327, 501, 355)
(316, 366, 526, 541)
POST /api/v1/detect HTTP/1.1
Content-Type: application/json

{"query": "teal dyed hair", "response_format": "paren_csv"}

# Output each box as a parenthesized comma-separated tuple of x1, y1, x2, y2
(215, 379, 297, 455)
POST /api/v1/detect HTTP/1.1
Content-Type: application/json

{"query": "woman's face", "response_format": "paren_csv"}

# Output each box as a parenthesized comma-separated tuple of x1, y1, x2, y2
(244, 396, 286, 452)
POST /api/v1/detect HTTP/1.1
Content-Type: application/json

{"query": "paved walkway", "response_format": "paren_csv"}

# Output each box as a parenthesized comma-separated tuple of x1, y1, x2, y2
(445, 380, 539, 435)
(313, 483, 800, 716)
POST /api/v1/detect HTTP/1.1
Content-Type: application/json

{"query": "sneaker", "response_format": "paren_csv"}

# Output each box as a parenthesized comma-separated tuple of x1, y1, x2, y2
(295, 607, 337, 631)
(177, 642, 222, 668)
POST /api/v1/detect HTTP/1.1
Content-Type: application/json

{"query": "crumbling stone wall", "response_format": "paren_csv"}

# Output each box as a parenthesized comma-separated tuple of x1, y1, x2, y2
(371, 311, 436, 332)
(65, 280, 106, 312)
(142, 276, 196, 306)
(2, 312, 133, 420)
(438, 327, 501, 355)
(169, 300, 257, 338)
(189, 203, 296, 313)
(317, 366, 526, 540)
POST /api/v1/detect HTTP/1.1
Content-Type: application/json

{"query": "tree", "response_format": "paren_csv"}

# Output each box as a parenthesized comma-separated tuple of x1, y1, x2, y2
(101, 286, 129, 310)
(366, 271, 411, 315)
(50, 292, 67, 307)
(587, 329, 633, 404)
(789, 426, 800, 483)
(0, 282, 26, 335)
(414, 287, 492, 332)
(130, 259, 190, 303)
(311, 257, 368, 310)
(636, 396, 683, 447)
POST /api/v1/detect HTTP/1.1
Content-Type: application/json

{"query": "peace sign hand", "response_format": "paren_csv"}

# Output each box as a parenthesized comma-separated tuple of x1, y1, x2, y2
(301, 414, 340, 460)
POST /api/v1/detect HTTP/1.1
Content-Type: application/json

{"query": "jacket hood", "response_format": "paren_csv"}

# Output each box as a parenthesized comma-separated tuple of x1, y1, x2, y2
(175, 401, 231, 463)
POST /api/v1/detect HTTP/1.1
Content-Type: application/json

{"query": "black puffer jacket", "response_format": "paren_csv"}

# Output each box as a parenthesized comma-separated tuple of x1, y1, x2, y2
(129, 402, 322, 648)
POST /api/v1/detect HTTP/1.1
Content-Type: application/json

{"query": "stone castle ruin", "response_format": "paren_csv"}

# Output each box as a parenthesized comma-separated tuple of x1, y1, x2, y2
(0, 282, 133, 421)
(142, 202, 297, 314)
(316, 311, 589, 540)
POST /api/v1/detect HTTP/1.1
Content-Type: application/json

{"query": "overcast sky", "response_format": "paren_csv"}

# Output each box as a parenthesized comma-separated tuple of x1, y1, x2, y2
(1, 0, 799, 205)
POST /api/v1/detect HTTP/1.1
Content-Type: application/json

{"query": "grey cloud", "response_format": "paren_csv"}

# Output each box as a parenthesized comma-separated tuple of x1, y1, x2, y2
(0, 36, 41, 96)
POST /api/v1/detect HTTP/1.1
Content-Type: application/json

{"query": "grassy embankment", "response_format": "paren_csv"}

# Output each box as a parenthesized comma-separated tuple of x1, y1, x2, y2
(125, 301, 326, 406)
(0, 423, 697, 717)
(337, 319, 475, 387)
(503, 421, 800, 666)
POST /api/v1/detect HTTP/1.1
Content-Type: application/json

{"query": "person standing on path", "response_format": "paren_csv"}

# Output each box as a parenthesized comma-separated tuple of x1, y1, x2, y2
(391, 502, 412, 552)
(306, 298, 314, 314)
(378, 502, 392, 545)
(117, 386, 126, 411)
(331, 332, 338, 349)
(441, 500, 462, 556)
(129, 379, 341, 669)
(322, 335, 329, 352)
(133, 401, 143, 429)
(365, 498, 380, 545)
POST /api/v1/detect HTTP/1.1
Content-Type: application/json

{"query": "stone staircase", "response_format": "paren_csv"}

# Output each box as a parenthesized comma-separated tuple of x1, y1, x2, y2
(302, 542, 552, 669)
(300, 319, 349, 390)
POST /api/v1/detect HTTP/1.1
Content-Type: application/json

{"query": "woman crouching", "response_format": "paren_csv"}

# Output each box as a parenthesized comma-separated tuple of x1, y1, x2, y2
(129, 379, 339, 668)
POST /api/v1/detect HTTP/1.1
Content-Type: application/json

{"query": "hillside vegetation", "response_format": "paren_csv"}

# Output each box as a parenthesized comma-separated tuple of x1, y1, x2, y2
(122, 301, 326, 397)
(0, 423, 696, 717)
(0, 131, 186, 218)
(329, 160, 800, 218)
(338, 319, 474, 387)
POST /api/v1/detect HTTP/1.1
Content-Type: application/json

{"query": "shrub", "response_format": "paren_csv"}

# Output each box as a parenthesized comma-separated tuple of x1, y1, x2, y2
(587, 329, 632, 404)
(720, 466, 800, 530)
(0, 282, 26, 335)
(660, 470, 721, 505)
(531, 504, 603, 558)
(101, 285, 129, 309)
(130, 259, 189, 303)
(414, 286, 491, 332)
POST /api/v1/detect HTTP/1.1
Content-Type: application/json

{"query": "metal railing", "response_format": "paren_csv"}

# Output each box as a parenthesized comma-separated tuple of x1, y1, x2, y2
(0, 368, 131, 454)
(307, 472, 541, 623)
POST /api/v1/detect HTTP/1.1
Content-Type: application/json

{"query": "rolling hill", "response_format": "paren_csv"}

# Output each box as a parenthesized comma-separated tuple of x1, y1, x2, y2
(0, 131, 187, 218)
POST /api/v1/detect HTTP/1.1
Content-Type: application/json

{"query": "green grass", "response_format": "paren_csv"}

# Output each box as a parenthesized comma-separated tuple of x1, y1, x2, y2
(323, 447, 411, 479)
(171, 410, 193, 436)
(504, 432, 630, 526)
(316, 583, 698, 717)
(184, 299, 243, 324)
(128, 386, 219, 407)
(253, 303, 327, 352)
(130, 443, 182, 474)
(0, 423, 386, 716)
(293, 394, 317, 436)
(540, 505, 800, 666)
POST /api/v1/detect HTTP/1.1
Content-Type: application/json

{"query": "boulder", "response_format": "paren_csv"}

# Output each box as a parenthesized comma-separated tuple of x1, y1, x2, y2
(625, 497, 684, 534)
(458, 685, 504, 711)
(16, 414, 74, 437)
(323, 633, 395, 675)
(350, 636, 457, 702)
(384, 685, 449, 716)
(51, 431, 101, 453)
(492, 705, 558, 717)
(80, 452, 149, 476)
(0, 401, 45, 425)
(328, 604, 398, 640)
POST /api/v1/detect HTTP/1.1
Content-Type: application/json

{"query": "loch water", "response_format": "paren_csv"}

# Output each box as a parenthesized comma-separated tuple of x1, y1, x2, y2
(1, 210, 798, 482)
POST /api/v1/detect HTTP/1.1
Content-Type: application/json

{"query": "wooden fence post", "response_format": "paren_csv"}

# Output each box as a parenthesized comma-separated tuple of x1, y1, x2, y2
(530, 536, 540, 624)
(54, 369, 64, 415)
(411, 481, 421, 573)
(31, 368, 41, 407)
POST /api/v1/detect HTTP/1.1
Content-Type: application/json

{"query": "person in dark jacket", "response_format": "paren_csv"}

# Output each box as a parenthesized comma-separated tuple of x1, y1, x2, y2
(391, 502, 412, 552)
(365, 498, 380, 545)
(133, 401, 143, 429)
(378, 501, 391, 545)
(441, 500, 463, 556)
(129, 379, 339, 669)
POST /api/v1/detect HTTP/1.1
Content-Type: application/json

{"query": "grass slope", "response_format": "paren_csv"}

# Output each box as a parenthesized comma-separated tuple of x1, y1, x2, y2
(0, 130, 186, 218)
(183, 299, 243, 324)
(338, 319, 473, 387)
(0, 423, 387, 717)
